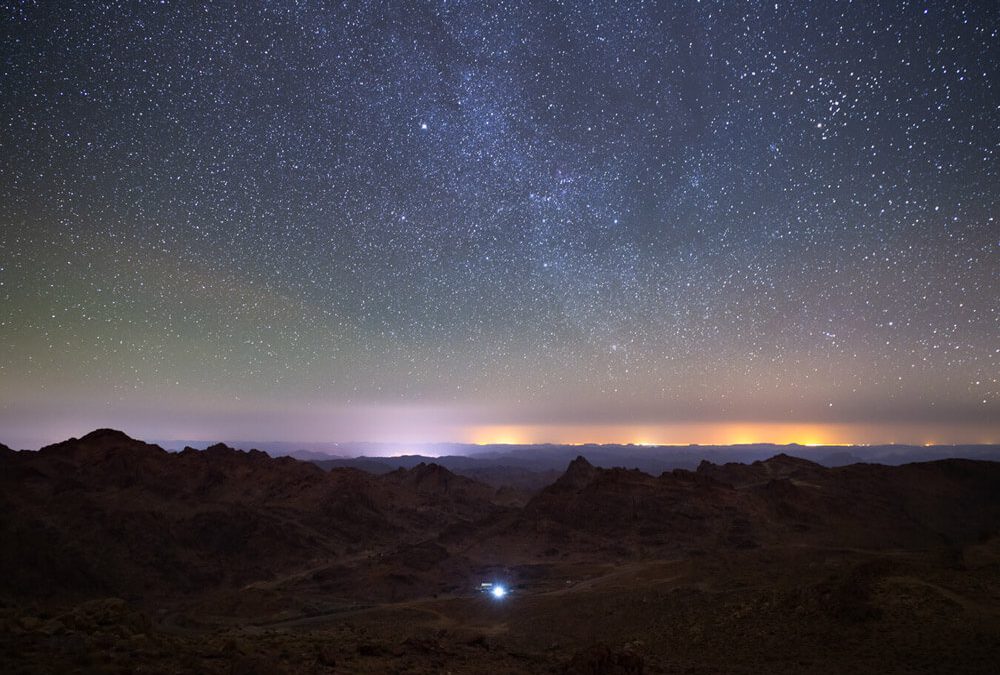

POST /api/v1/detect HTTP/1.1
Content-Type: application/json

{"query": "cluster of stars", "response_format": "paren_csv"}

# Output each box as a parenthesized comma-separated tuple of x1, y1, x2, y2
(0, 1, 997, 445)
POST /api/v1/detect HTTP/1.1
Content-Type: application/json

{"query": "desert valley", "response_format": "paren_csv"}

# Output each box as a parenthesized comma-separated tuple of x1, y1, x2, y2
(3, 429, 999, 673)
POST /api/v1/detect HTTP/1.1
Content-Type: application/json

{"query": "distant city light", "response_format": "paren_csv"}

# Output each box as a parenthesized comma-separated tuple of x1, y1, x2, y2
(491, 584, 507, 599)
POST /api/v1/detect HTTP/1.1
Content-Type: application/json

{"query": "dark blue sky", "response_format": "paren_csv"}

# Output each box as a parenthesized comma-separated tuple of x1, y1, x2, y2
(1, 1, 997, 447)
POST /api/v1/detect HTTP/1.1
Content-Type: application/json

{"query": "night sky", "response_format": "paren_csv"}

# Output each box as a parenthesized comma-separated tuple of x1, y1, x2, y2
(2, 1, 998, 449)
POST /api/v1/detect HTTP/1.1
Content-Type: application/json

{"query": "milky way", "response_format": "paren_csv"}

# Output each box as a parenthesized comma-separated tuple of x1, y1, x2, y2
(1, 1, 998, 447)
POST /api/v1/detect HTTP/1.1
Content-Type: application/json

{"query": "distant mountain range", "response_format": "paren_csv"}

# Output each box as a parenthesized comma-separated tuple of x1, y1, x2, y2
(4, 429, 1000, 672)
(4, 429, 999, 601)
(144, 439, 1000, 487)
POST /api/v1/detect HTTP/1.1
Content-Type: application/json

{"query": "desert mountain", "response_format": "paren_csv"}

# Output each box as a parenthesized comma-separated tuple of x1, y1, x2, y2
(0, 429, 501, 601)
(4, 431, 1000, 673)
(503, 453, 1000, 556)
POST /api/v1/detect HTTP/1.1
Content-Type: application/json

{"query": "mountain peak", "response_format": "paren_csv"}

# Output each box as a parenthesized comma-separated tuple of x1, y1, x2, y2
(412, 461, 447, 475)
(553, 455, 598, 490)
(696, 459, 717, 473)
(763, 453, 822, 469)
(37, 428, 163, 462)
(404, 462, 457, 489)
(204, 442, 237, 455)
(79, 428, 136, 445)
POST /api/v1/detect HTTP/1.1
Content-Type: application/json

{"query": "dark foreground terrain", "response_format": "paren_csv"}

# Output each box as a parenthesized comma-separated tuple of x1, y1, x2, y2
(2, 429, 999, 673)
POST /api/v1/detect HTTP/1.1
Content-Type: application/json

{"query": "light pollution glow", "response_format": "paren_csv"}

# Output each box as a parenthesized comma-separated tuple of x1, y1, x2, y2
(465, 422, 998, 447)
(3, 2, 999, 455)
(0, 392, 996, 450)
(4, 406, 997, 451)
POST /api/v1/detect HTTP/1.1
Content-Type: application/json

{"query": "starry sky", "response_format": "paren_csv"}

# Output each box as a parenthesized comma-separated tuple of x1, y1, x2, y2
(1, 1, 998, 449)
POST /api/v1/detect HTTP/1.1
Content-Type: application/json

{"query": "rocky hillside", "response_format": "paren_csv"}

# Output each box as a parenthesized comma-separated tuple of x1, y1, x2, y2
(0, 429, 501, 601)
(508, 454, 1000, 555)
(3, 430, 999, 606)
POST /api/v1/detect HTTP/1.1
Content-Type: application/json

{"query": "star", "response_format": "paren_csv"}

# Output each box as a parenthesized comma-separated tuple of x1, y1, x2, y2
(0, 0, 996, 446)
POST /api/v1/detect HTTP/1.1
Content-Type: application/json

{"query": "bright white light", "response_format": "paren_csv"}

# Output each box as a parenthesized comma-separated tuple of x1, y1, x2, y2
(491, 584, 507, 599)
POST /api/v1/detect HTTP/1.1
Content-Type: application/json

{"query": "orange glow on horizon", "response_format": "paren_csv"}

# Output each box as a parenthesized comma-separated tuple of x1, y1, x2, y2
(463, 422, 997, 446)
(468, 425, 530, 446)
